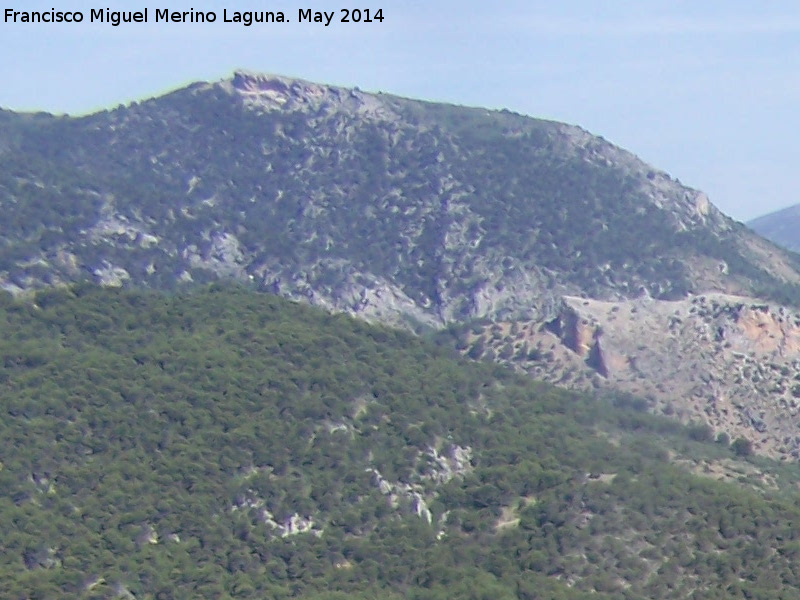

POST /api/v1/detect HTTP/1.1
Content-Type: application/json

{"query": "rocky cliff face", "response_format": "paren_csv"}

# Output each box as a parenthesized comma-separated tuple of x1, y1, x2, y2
(466, 292, 800, 458)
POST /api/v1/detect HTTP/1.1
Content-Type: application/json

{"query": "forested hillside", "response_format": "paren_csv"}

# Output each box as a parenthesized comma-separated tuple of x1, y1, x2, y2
(2, 285, 800, 599)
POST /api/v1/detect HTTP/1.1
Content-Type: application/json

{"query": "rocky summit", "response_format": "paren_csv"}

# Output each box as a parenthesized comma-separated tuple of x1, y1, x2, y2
(3, 70, 800, 452)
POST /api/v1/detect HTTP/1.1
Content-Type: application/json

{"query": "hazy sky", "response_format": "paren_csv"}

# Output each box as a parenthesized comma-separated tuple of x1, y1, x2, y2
(3, 0, 800, 221)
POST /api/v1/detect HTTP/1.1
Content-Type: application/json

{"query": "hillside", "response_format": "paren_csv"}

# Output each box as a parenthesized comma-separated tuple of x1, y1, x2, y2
(749, 205, 800, 253)
(5, 285, 800, 599)
(2, 71, 800, 329)
(449, 292, 800, 460)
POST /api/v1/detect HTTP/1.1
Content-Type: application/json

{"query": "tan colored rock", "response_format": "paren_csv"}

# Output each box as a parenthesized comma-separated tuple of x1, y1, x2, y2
(471, 292, 800, 459)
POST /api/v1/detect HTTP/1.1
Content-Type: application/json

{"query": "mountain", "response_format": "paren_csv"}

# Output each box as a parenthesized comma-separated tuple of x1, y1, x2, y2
(748, 204, 800, 253)
(5, 284, 800, 599)
(3, 70, 800, 330)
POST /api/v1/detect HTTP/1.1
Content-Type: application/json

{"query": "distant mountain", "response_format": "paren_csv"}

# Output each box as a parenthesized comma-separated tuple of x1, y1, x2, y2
(4, 284, 800, 599)
(748, 204, 800, 253)
(2, 70, 800, 329)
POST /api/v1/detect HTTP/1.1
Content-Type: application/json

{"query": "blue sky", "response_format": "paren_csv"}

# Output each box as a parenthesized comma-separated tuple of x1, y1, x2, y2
(3, 0, 800, 221)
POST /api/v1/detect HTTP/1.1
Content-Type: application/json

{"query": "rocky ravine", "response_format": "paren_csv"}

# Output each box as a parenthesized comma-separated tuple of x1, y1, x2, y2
(466, 293, 800, 459)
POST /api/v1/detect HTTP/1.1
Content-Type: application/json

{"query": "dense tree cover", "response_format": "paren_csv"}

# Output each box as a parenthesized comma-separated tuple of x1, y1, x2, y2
(1, 285, 800, 598)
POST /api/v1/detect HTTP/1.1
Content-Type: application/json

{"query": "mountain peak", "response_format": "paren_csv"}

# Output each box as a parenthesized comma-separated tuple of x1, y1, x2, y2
(219, 69, 390, 118)
(229, 69, 326, 98)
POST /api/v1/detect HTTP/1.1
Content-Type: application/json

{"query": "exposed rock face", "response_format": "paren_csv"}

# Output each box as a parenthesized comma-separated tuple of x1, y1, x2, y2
(230, 441, 473, 539)
(367, 444, 473, 525)
(226, 70, 395, 120)
(546, 304, 598, 357)
(470, 293, 800, 459)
